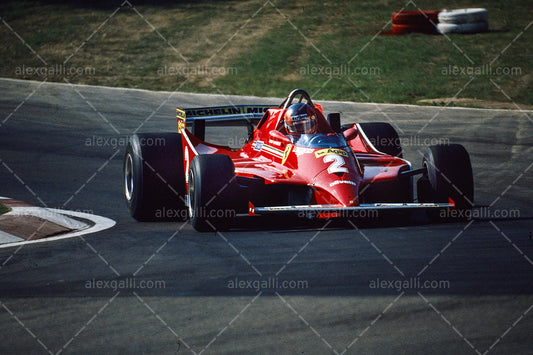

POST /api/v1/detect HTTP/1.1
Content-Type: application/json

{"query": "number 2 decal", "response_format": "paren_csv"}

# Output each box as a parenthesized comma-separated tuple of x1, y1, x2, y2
(324, 154, 349, 174)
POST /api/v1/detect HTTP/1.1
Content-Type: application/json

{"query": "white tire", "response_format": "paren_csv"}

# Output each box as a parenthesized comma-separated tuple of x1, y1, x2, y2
(437, 21, 489, 34)
(438, 8, 488, 24)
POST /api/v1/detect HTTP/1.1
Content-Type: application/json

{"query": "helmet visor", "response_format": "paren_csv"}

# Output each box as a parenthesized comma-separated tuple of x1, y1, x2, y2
(287, 112, 317, 134)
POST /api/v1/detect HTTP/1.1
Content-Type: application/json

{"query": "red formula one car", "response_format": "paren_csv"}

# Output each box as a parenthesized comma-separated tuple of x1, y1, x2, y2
(124, 89, 473, 231)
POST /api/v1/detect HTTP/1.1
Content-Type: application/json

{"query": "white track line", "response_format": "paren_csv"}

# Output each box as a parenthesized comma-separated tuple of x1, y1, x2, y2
(0, 230, 24, 244)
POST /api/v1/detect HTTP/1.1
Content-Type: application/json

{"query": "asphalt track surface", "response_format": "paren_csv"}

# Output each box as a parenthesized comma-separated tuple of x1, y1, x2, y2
(0, 78, 532, 354)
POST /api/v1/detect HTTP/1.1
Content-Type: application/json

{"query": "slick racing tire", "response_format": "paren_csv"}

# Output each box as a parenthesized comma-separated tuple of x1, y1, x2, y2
(392, 23, 438, 35)
(188, 154, 236, 232)
(392, 10, 439, 34)
(392, 10, 439, 25)
(124, 133, 187, 221)
(438, 8, 488, 24)
(359, 122, 403, 158)
(418, 144, 474, 221)
(437, 22, 488, 34)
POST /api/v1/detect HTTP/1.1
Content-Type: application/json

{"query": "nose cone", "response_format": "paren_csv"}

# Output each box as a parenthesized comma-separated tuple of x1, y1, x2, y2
(311, 169, 361, 206)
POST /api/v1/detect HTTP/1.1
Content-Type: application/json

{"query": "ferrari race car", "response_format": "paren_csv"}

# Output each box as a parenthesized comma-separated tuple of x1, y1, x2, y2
(124, 89, 474, 232)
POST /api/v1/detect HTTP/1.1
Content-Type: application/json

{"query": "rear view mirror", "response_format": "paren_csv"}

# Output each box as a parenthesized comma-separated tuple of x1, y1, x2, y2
(343, 125, 358, 141)
(269, 130, 291, 145)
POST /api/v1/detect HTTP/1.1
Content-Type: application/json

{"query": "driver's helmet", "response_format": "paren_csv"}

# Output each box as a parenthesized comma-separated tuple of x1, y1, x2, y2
(283, 103, 318, 134)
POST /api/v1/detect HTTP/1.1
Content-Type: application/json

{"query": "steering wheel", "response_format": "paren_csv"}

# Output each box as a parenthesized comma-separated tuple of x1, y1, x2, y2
(279, 89, 314, 110)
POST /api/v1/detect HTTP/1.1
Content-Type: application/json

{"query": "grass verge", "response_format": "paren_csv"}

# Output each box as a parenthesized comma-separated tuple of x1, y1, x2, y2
(0, 203, 11, 216)
(0, 0, 531, 107)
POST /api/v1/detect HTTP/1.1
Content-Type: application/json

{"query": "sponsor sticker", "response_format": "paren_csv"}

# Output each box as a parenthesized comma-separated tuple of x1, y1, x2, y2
(253, 141, 264, 151)
(262, 144, 284, 158)
(176, 108, 186, 133)
(177, 120, 186, 133)
(294, 146, 314, 155)
(282, 144, 292, 165)
(185, 105, 271, 118)
(176, 108, 186, 119)
(315, 148, 348, 158)
(330, 180, 358, 187)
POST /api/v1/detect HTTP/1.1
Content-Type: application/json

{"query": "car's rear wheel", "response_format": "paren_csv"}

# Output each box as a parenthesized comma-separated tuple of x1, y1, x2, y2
(188, 154, 236, 232)
(359, 122, 403, 158)
(418, 144, 474, 221)
(124, 133, 186, 221)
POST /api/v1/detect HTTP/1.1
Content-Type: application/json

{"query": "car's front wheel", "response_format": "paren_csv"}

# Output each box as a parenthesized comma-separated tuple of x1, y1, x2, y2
(417, 144, 474, 221)
(188, 154, 236, 232)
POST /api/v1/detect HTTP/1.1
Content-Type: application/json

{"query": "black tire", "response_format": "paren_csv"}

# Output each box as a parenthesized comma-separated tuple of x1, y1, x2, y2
(391, 10, 439, 34)
(188, 154, 236, 232)
(392, 10, 439, 25)
(359, 122, 403, 158)
(124, 133, 186, 221)
(418, 144, 474, 221)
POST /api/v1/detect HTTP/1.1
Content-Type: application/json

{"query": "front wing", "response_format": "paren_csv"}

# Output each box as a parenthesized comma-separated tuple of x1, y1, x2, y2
(248, 201, 455, 217)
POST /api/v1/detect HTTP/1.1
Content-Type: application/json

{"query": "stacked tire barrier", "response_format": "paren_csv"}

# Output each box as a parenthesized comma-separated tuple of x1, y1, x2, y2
(390, 8, 488, 35)
(392, 10, 439, 34)
(437, 8, 489, 34)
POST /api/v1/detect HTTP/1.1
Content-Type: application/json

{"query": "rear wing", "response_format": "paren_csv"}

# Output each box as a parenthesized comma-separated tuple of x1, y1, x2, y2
(176, 105, 273, 140)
